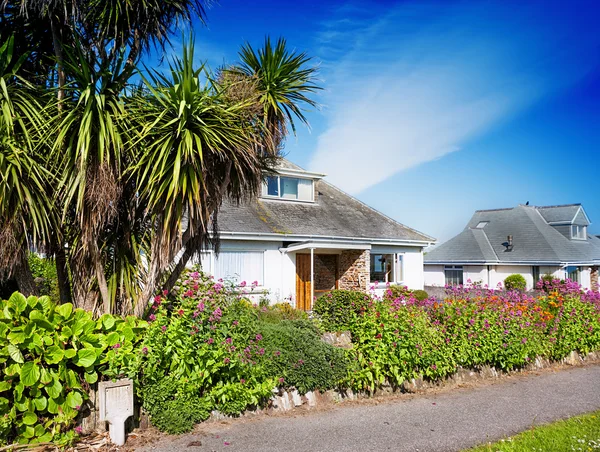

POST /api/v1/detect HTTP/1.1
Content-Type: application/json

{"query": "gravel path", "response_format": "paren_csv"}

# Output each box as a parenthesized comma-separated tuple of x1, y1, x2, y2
(134, 364, 600, 452)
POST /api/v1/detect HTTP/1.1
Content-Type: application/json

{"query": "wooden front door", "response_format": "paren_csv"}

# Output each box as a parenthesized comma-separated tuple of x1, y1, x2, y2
(296, 254, 311, 311)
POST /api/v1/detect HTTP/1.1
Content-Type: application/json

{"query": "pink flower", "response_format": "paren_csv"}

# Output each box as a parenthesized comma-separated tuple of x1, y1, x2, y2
(161, 325, 167, 332)
(255, 334, 263, 341)
(207, 337, 214, 344)
(240, 281, 247, 287)
(252, 280, 259, 288)
(226, 337, 233, 344)
(75, 426, 83, 434)
(149, 314, 156, 321)
(113, 343, 121, 349)
(141, 347, 149, 355)
(278, 377, 284, 384)
(177, 309, 184, 316)
(224, 357, 230, 364)
(232, 320, 239, 326)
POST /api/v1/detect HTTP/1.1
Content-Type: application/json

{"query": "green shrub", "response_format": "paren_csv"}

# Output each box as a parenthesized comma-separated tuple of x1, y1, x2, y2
(383, 285, 412, 300)
(257, 320, 349, 394)
(504, 274, 527, 291)
(28, 254, 60, 302)
(412, 290, 429, 301)
(257, 302, 308, 324)
(137, 270, 274, 432)
(0, 293, 146, 446)
(313, 290, 372, 331)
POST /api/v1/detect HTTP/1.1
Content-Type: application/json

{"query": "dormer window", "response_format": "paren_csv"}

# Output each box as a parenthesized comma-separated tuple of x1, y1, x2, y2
(571, 225, 586, 240)
(262, 176, 314, 202)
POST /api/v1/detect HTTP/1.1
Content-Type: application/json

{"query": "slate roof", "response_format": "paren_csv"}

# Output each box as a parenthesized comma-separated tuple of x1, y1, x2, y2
(216, 161, 435, 243)
(537, 204, 589, 225)
(424, 204, 600, 265)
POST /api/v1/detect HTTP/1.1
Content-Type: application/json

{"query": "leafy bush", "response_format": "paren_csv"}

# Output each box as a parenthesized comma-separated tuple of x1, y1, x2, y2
(28, 254, 59, 302)
(257, 320, 349, 394)
(345, 300, 454, 391)
(313, 290, 372, 331)
(383, 285, 412, 300)
(257, 302, 308, 324)
(412, 290, 429, 301)
(0, 293, 146, 446)
(137, 270, 274, 433)
(504, 274, 527, 291)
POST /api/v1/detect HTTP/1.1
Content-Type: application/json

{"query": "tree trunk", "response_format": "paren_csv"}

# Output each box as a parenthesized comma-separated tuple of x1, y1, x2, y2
(13, 256, 39, 297)
(54, 243, 72, 304)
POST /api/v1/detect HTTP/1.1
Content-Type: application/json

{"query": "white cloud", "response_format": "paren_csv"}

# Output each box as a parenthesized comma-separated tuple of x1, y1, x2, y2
(309, 1, 599, 193)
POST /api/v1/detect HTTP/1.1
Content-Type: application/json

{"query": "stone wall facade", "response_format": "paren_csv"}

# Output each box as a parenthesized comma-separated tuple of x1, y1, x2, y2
(592, 266, 599, 292)
(314, 255, 337, 291)
(338, 249, 370, 292)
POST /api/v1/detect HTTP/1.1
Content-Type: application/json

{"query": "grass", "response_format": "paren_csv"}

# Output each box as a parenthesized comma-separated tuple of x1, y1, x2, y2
(466, 410, 600, 451)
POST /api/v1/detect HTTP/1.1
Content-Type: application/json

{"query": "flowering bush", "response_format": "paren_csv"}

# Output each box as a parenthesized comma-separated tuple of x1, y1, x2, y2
(136, 271, 273, 433)
(0, 293, 146, 446)
(323, 280, 600, 393)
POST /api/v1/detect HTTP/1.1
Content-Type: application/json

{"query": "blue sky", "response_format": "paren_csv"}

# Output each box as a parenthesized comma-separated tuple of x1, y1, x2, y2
(152, 0, 600, 243)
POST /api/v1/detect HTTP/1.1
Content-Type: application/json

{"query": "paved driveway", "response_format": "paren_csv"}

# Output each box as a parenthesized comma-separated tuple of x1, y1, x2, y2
(134, 364, 600, 452)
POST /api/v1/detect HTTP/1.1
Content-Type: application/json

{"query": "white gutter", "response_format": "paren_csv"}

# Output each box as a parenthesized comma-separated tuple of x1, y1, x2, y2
(217, 231, 435, 247)
(425, 260, 599, 266)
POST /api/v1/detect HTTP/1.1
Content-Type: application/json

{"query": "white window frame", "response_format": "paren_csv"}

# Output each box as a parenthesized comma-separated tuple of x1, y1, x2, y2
(571, 225, 587, 240)
(565, 265, 580, 283)
(262, 176, 314, 203)
(369, 253, 404, 286)
(444, 265, 464, 286)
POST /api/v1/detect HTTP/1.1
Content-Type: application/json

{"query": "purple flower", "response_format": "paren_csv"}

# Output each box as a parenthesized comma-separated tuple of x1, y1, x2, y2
(255, 334, 263, 341)
(224, 357, 230, 364)
(142, 347, 149, 355)
(149, 314, 156, 321)
(113, 343, 121, 349)
(226, 337, 233, 344)
(207, 337, 214, 344)
(75, 426, 83, 434)
(161, 325, 167, 332)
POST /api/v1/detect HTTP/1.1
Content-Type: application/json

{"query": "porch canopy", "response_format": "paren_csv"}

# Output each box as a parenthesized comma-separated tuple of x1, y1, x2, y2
(280, 241, 371, 310)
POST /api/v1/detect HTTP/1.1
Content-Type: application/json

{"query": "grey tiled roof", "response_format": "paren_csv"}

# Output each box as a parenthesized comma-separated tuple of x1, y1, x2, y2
(425, 204, 600, 265)
(537, 204, 589, 225)
(216, 162, 434, 243)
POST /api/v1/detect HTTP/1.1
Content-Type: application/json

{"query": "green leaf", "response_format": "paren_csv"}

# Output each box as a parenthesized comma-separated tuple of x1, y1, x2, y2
(122, 326, 134, 341)
(75, 348, 96, 367)
(21, 425, 35, 438)
(66, 391, 83, 409)
(8, 330, 26, 344)
(33, 395, 47, 411)
(45, 375, 62, 399)
(105, 331, 120, 346)
(8, 344, 24, 363)
(56, 303, 73, 319)
(38, 296, 52, 311)
(10, 292, 27, 313)
(5, 363, 21, 376)
(101, 314, 115, 330)
(44, 345, 65, 364)
(21, 362, 41, 386)
(29, 310, 54, 330)
(47, 397, 59, 414)
(84, 371, 98, 384)
(64, 348, 77, 359)
(27, 296, 40, 308)
(39, 367, 52, 385)
(0, 380, 11, 392)
(22, 411, 37, 425)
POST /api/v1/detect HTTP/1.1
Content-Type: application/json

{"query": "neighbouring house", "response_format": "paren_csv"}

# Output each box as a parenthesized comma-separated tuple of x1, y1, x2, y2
(194, 160, 435, 309)
(424, 204, 600, 291)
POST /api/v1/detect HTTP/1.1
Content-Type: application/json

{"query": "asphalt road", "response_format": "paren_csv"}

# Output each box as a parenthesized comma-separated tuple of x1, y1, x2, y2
(134, 364, 600, 452)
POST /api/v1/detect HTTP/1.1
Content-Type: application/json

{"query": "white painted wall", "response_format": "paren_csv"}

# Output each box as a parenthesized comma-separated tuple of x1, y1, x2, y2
(424, 265, 445, 286)
(423, 264, 593, 290)
(195, 240, 427, 307)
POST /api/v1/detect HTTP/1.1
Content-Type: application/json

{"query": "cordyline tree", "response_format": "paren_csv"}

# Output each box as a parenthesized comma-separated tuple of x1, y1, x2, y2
(0, 0, 320, 316)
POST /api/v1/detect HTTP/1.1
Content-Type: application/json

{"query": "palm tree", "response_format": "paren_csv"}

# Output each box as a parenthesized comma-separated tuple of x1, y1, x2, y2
(0, 37, 53, 295)
(130, 40, 266, 315)
(233, 37, 321, 152)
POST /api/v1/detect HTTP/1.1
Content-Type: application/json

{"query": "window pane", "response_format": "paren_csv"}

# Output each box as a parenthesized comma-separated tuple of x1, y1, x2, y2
(445, 267, 463, 286)
(266, 176, 279, 196)
(297, 178, 313, 201)
(370, 254, 393, 283)
(566, 266, 579, 283)
(397, 255, 403, 282)
(214, 251, 264, 285)
(532, 266, 540, 285)
(280, 177, 298, 199)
